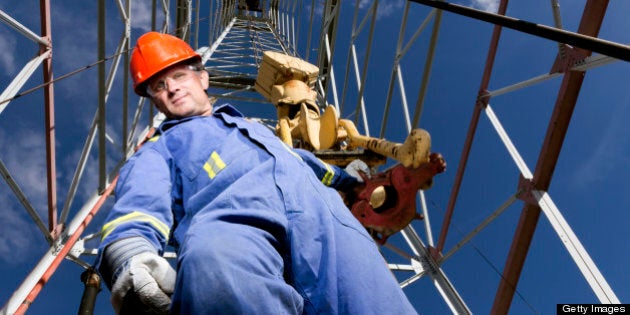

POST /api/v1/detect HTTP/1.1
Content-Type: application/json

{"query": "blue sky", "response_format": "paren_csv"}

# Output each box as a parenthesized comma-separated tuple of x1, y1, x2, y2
(1, 0, 628, 314)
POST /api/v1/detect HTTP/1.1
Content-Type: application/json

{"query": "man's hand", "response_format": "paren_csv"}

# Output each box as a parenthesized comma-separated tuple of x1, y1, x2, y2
(344, 159, 371, 183)
(111, 252, 176, 315)
(340, 159, 370, 207)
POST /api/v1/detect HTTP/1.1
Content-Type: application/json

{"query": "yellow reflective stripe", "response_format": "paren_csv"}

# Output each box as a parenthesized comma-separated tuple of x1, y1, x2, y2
(203, 151, 226, 179)
(101, 211, 170, 241)
(148, 135, 160, 142)
(281, 142, 303, 161)
(320, 159, 334, 186)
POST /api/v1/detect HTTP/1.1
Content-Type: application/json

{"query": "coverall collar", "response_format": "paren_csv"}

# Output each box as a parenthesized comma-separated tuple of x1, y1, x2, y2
(156, 103, 243, 134)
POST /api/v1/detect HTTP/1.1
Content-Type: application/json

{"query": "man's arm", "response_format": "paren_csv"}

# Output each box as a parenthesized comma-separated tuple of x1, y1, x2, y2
(95, 147, 176, 314)
(293, 148, 367, 192)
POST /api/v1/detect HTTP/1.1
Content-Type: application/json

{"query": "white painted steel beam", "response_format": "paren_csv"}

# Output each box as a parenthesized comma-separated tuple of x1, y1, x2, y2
(0, 9, 48, 46)
(0, 159, 52, 244)
(1, 181, 115, 315)
(402, 227, 472, 314)
(0, 52, 49, 114)
(484, 100, 619, 303)
(533, 190, 620, 303)
(441, 193, 519, 262)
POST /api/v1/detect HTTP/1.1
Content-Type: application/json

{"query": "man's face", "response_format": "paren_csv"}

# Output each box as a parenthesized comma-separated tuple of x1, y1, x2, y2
(147, 63, 212, 119)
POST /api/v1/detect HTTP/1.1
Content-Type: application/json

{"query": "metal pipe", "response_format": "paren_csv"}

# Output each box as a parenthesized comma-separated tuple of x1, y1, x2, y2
(323, 33, 340, 119)
(487, 54, 617, 98)
(411, 10, 442, 129)
(399, 10, 435, 61)
(122, 0, 130, 158)
(337, 0, 361, 115)
(401, 227, 472, 314)
(379, 2, 411, 138)
(293, 0, 302, 55)
(0, 53, 48, 113)
(353, 0, 377, 137)
(104, 35, 128, 103)
(194, 0, 200, 48)
(201, 17, 237, 63)
(493, 1, 609, 312)
(77, 269, 101, 315)
(485, 105, 533, 179)
(0, 9, 49, 46)
(60, 113, 99, 224)
(408, 0, 630, 62)
(305, 0, 315, 61)
(533, 190, 619, 303)
(98, 0, 106, 193)
(40, 0, 59, 236)
(441, 193, 519, 262)
(0, 159, 53, 244)
(486, 72, 562, 98)
(419, 190, 434, 247)
(396, 67, 412, 139)
(437, 0, 509, 255)
(2, 178, 118, 314)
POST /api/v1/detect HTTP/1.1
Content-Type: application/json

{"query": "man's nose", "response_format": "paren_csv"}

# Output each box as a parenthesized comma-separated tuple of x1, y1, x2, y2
(165, 77, 183, 92)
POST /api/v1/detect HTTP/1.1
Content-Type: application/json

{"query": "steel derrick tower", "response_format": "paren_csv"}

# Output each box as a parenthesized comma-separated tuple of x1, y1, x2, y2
(1, 0, 628, 314)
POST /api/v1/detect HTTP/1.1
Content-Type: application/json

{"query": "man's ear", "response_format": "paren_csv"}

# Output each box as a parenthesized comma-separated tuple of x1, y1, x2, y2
(200, 70, 209, 90)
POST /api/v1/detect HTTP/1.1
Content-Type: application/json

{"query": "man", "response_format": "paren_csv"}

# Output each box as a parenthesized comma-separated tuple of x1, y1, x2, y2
(96, 31, 417, 315)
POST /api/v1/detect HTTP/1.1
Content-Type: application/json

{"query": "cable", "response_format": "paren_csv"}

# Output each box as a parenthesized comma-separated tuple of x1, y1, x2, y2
(0, 52, 122, 106)
(1, 16, 213, 107)
(428, 199, 540, 314)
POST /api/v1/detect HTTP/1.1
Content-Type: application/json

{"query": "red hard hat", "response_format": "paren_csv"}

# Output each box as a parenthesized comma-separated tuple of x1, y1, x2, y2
(130, 32, 201, 96)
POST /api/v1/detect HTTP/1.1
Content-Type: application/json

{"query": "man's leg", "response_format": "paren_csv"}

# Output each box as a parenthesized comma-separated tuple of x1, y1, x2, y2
(287, 185, 418, 315)
(171, 218, 303, 314)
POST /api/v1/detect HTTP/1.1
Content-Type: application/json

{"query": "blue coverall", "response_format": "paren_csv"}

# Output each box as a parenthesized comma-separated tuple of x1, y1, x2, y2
(97, 104, 417, 314)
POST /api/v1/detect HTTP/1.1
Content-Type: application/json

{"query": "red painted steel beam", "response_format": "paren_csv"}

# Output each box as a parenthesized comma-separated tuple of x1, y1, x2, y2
(6, 124, 156, 314)
(39, 0, 60, 236)
(436, 0, 509, 255)
(12, 177, 118, 315)
(492, 1, 609, 313)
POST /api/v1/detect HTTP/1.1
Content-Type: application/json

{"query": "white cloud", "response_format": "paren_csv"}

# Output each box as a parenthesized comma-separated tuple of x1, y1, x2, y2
(131, 1, 153, 31)
(131, 1, 167, 32)
(58, 143, 101, 210)
(359, 0, 371, 10)
(306, 0, 325, 19)
(572, 99, 630, 188)
(0, 30, 17, 76)
(2, 131, 49, 201)
(46, 3, 100, 102)
(375, 0, 405, 18)
(469, 0, 499, 13)
(0, 129, 49, 264)
(0, 193, 39, 265)
(310, 1, 405, 20)
(357, 0, 405, 19)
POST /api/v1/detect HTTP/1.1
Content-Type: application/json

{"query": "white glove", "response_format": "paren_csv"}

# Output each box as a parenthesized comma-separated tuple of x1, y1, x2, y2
(345, 159, 371, 182)
(111, 252, 176, 315)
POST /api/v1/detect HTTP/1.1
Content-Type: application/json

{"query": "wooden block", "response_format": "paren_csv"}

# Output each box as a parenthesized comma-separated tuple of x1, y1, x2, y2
(255, 51, 319, 101)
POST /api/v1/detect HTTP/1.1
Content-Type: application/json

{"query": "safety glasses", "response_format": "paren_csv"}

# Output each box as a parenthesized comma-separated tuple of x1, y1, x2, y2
(146, 65, 200, 97)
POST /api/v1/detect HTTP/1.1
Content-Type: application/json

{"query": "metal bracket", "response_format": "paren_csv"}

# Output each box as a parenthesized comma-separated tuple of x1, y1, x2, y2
(516, 175, 538, 206)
